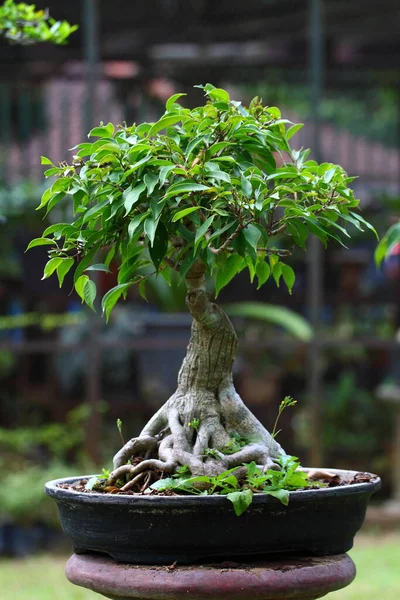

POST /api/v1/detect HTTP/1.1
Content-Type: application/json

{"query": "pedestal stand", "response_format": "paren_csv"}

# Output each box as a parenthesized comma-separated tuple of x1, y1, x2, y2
(66, 553, 356, 600)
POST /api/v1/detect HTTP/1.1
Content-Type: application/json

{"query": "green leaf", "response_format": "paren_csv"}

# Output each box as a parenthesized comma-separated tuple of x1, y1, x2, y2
(144, 215, 158, 247)
(26, 238, 57, 251)
(138, 279, 148, 302)
(265, 488, 289, 506)
(226, 303, 313, 342)
(101, 283, 132, 322)
(75, 275, 89, 302)
(208, 87, 230, 103)
(56, 258, 74, 287)
(123, 182, 146, 215)
(172, 206, 202, 222)
(42, 258, 63, 280)
(128, 211, 150, 239)
(164, 181, 211, 200)
(256, 261, 270, 289)
(83, 278, 97, 311)
(350, 212, 378, 239)
(243, 224, 261, 251)
(85, 263, 112, 273)
(148, 115, 184, 137)
(226, 489, 253, 516)
(194, 215, 214, 250)
(241, 174, 252, 199)
(88, 123, 114, 138)
(281, 264, 295, 294)
(82, 199, 110, 224)
(73, 241, 102, 284)
(149, 223, 168, 270)
(215, 255, 244, 296)
(41, 156, 53, 165)
(286, 123, 304, 141)
(272, 261, 283, 286)
(166, 93, 186, 111)
(144, 173, 159, 195)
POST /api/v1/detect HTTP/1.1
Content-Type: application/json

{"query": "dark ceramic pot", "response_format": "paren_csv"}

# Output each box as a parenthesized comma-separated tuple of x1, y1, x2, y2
(45, 469, 380, 565)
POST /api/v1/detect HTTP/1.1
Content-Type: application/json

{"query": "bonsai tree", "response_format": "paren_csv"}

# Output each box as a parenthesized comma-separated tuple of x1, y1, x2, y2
(0, 0, 77, 45)
(29, 84, 376, 487)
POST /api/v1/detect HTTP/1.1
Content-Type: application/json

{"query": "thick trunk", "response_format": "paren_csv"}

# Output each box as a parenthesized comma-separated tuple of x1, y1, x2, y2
(109, 261, 286, 486)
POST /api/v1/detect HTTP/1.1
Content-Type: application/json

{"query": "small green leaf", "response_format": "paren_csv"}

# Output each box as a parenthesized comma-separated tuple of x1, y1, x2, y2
(42, 258, 63, 280)
(194, 215, 214, 249)
(286, 124, 303, 141)
(256, 261, 270, 289)
(85, 263, 112, 273)
(75, 275, 89, 302)
(172, 206, 202, 222)
(144, 173, 159, 195)
(88, 123, 114, 138)
(272, 262, 283, 286)
(138, 280, 147, 302)
(128, 211, 150, 239)
(207, 87, 230, 103)
(215, 255, 244, 296)
(56, 258, 74, 287)
(83, 278, 97, 311)
(350, 212, 378, 239)
(41, 156, 54, 165)
(164, 181, 211, 199)
(281, 264, 295, 294)
(226, 489, 253, 516)
(149, 222, 168, 270)
(166, 93, 187, 111)
(144, 215, 158, 246)
(241, 174, 252, 199)
(26, 238, 57, 251)
(243, 224, 261, 250)
(123, 182, 146, 215)
(101, 283, 132, 322)
(148, 115, 184, 137)
(265, 488, 289, 506)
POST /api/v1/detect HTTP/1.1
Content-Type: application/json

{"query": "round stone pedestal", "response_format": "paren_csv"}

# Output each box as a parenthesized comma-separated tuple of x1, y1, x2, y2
(66, 553, 356, 600)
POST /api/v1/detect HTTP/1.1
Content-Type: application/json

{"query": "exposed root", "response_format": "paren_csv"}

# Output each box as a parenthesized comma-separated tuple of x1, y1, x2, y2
(120, 472, 146, 492)
(110, 260, 287, 486)
(108, 457, 176, 486)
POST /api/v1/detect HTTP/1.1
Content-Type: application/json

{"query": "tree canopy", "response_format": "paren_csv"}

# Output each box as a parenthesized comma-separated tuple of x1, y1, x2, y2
(29, 84, 376, 319)
(0, 0, 77, 44)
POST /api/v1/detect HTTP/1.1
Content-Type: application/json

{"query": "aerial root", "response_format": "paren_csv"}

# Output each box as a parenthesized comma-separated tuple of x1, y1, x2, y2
(107, 457, 177, 486)
(112, 435, 159, 470)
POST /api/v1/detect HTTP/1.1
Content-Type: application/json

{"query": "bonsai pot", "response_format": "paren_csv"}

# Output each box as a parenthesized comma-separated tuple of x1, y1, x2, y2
(45, 468, 380, 565)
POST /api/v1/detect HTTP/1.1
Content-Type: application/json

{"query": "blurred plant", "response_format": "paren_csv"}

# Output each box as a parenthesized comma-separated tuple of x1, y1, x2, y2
(0, 179, 48, 277)
(227, 303, 313, 342)
(0, 311, 85, 331)
(0, 404, 95, 525)
(0, 403, 90, 459)
(0, 0, 77, 45)
(375, 221, 400, 266)
(296, 371, 390, 465)
(245, 81, 399, 148)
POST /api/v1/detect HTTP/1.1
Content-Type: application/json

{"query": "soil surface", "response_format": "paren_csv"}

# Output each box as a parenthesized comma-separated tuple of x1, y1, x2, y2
(57, 466, 376, 496)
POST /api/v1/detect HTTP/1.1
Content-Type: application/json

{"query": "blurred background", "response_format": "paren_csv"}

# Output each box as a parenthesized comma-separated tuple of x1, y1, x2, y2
(0, 2, 399, 595)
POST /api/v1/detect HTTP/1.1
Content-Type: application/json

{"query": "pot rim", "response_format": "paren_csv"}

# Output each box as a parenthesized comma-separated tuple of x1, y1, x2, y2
(45, 468, 381, 506)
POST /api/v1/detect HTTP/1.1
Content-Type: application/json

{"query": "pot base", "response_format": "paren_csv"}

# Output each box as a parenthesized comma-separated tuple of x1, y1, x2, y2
(66, 552, 356, 600)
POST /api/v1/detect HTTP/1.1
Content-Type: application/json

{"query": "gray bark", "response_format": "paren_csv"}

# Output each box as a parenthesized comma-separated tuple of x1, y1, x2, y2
(109, 260, 286, 484)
